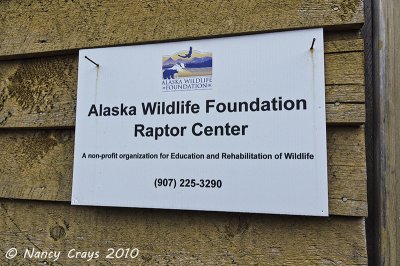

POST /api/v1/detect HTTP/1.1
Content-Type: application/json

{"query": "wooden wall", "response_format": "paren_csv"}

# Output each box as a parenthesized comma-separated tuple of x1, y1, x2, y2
(0, 1, 368, 264)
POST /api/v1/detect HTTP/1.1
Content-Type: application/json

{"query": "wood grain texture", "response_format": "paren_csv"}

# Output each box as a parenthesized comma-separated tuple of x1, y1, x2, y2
(327, 126, 367, 216)
(0, 0, 364, 59)
(0, 126, 367, 217)
(373, 0, 400, 264)
(0, 44, 365, 128)
(325, 84, 365, 103)
(325, 52, 365, 85)
(326, 103, 365, 125)
(324, 38, 364, 53)
(0, 56, 77, 128)
(0, 199, 367, 265)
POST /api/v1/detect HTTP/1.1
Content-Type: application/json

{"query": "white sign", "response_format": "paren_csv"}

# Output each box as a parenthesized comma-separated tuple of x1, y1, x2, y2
(72, 28, 328, 216)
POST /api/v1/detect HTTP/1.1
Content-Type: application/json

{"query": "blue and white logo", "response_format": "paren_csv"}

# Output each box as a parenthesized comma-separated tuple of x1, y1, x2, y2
(162, 47, 212, 91)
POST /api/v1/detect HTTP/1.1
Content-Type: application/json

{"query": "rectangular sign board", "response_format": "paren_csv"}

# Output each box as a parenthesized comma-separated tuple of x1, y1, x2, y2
(72, 28, 328, 216)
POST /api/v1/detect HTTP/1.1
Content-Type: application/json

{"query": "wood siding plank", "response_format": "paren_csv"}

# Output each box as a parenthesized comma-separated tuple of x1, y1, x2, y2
(324, 39, 364, 53)
(0, 0, 364, 59)
(326, 103, 365, 125)
(325, 84, 365, 103)
(325, 52, 365, 85)
(0, 199, 367, 265)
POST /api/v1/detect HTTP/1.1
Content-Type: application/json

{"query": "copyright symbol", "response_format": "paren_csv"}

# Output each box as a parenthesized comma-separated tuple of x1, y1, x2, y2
(5, 248, 17, 259)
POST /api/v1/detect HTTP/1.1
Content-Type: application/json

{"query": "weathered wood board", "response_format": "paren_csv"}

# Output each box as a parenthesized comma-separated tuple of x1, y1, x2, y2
(0, 0, 364, 59)
(0, 199, 367, 265)
(373, 0, 400, 263)
(324, 38, 364, 53)
(0, 39, 365, 128)
(0, 126, 367, 217)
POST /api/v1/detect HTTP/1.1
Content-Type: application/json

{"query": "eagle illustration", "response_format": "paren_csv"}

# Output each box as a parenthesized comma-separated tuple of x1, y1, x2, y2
(178, 47, 193, 58)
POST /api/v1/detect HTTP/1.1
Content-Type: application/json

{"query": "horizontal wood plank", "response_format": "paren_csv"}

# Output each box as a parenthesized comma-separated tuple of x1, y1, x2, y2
(327, 126, 367, 216)
(326, 103, 365, 124)
(325, 84, 365, 103)
(0, 199, 367, 265)
(0, 0, 364, 59)
(0, 126, 367, 217)
(324, 38, 364, 53)
(325, 52, 365, 85)
(0, 46, 365, 128)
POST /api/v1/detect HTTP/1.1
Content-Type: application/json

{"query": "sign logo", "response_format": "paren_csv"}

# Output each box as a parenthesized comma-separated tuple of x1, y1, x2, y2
(162, 47, 212, 91)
